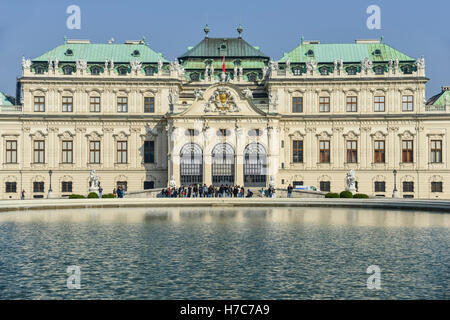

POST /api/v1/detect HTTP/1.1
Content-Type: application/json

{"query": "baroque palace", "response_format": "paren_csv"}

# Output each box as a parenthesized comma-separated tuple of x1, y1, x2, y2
(1, 25, 449, 199)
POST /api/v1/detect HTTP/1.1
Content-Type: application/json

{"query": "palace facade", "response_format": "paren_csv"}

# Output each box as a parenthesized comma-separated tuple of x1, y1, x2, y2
(1, 26, 449, 199)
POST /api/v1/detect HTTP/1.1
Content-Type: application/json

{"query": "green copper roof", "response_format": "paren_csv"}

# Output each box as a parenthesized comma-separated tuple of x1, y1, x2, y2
(182, 59, 266, 69)
(279, 42, 415, 63)
(33, 42, 169, 63)
(178, 37, 269, 59)
(427, 87, 450, 107)
(0, 92, 14, 106)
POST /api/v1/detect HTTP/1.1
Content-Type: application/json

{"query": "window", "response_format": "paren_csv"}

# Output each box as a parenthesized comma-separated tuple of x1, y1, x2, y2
(144, 141, 155, 164)
(117, 97, 128, 112)
(431, 140, 442, 163)
(187, 129, 195, 137)
(431, 182, 443, 193)
(346, 96, 357, 112)
(61, 181, 73, 193)
(292, 67, 302, 76)
(34, 96, 45, 112)
(6, 182, 17, 193)
(374, 140, 385, 163)
(403, 181, 414, 193)
(63, 66, 73, 75)
(117, 181, 127, 191)
(91, 66, 101, 75)
(33, 182, 45, 193)
(319, 97, 330, 112)
(402, 95, 414, 112)
(293, 140, 303, 163)
(346, 140, 358, 163)
(118, 67, 128, 75)
(89, 141, 100, 164)
(144, 181, 154, 190)
(145, 67, 154, 76)
(320, 181, 330, 192)
(346, 67, 357, 75)
(219, 129, 228, 137)
(90, 96, 101, 112)
(247, 73, 257, 82)
(292, 97, 303, 113)
(319, 67, 329, 75)
(62, 141, 73, 164)
(6, 140, 17, 164)
(374, 181, 385, 192)
(374, 96, 385, 112)
(402, 140, 414, 163)
(374, 66, 384, 75)
(190, 73, 200, 81)
(34, 140, 45, 163)
(62, 96, 73, 112)
(117, 141, 128, 164)
(293, 181, 303, 188)
(35, 66, 45, 74)
(144, 97, 155, 113)
(402, 65, 413, 74)
(319, 140, 330, 163)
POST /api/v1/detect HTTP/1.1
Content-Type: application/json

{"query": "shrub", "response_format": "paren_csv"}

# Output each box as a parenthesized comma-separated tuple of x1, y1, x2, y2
(353, 193, 369, 199)
(325, 192, 340, 198)
(340, 191, 354, 198)
(87, 192, 99, 199)
(69, 194, 85, 199)
(101, 193, 115, 198)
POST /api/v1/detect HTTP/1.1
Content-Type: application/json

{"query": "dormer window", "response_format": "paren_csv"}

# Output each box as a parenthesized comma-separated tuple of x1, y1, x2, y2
(234, 60, 241, 66)
(220, 43, 227, 50)
(292, 67, 302, 76)
(373, 49, 382, 56)
(118, 66, 128, 75)
(35, 66, 45, 74)
(65, 49, 73, 56)
(91, 66, 101, 75)
(145, 67, 154, 76)
(346, 67, 357, 75)
(319, 66, 329, 75)
(306, 49, 314, 57)
(402, 65, 413, 74)
(374, 66, 384, 75)
(247, 73, 257, 82)
(63, 66, 73, 75)
(190, 72, 200, 81)
(132, 50, 140, 57)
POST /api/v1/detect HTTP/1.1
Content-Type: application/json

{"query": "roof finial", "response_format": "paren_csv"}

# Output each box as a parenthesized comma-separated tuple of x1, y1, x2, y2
(301, 35, 304, 44)
(204, 24, 210, 38)
(237, 24, 243, 38)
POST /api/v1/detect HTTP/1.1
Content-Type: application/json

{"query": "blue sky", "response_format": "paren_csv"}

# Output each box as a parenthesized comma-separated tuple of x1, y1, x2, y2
(0, 0, 448, 97)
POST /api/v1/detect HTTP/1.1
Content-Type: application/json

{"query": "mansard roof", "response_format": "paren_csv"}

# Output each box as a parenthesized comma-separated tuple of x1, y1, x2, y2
(279, 41, 415, 63)
(178, 37, 269, 60)
(32, 40, 169, 64)
(427, 87, 450, 107)
(0, 92, 14, 106)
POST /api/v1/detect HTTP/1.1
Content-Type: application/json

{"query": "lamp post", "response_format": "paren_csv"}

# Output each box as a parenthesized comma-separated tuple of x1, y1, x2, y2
(47, 169, 54, 199)
(392, 169, 399, 198)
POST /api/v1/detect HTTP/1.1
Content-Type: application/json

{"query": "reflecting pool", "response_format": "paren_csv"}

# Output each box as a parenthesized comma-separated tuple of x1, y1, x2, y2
(0, 207, 448, 299)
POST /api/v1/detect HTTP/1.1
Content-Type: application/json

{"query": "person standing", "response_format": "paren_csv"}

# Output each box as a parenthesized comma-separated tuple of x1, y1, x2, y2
(98, 184, 103, 199)
(287, 184, 293, 198)
(113, 188, 117, 198)
(21, 189, 25, 200)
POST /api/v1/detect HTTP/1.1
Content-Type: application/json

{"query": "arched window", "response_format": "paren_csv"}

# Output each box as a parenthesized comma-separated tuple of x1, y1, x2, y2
(402, 65, 413, 74)
(319, 66, 329, 75)
(118, 66, 128, 75)
(212, 143, 235, 185)
(145, 67, 154, 76)
(292, 67, 302, 76)
(374, 66, 384, 75)
(63, 66, 74, 75)
(190, 72, 200, 81)
(91, 66, 101, 75)
(244, 143, 267, 187)
(35, 66, 45, 74)
(247, 73, 257, 82)
(346, 67, 357, 75)
(180, 143, 203, 185)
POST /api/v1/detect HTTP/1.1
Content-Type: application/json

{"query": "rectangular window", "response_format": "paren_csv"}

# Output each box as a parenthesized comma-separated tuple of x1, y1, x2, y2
(6, 140, 17, 164)
(62, 141, 73, 164)
(403, 181, 414, 193)
(346, 140, 358, 163)
(402, 140, 414, 163)
(117, 97, 128, 112)
(33, 182, 45, 193)
(34, 140, 45, 163)
(34, 96, 45, 112)
(117, 181, 127, 191)
(374, 181, 386, 192)
(144, 97, 155, 113)
(144, 141, 155, 164)
(144, 181, 154, 190)
(319, 97, 330, 112)
(374, 96, 385, 112)
(431, 182, 443, 193)
(62, 96, 73, 112)
(90, 96, 101, 112)
(292, 97, 303, 113)
(292, 140, 303, 163)
(320, 181, 330, 192)
(61, 181, 73, 193)
(117, 141, 128, 164)
(431, 140, 442, 163)
(89, 141, 101, 164)
(402, 95, 414, 112)
(319, 140, 330, 163)
(374, 140, 385, 163)
(293, 181, 303, 187)
(346, 96, 357, 112)
(219, 129, 228, 137)
(5, 182, 17, 193)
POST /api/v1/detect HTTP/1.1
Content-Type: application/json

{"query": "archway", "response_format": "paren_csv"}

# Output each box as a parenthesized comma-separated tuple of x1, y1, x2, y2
(180, 143, 203, 185)
(212, 143, 235, 186)
(244, 143, 267, 187)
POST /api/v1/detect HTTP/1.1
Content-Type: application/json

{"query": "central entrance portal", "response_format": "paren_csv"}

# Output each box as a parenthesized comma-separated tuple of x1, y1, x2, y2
(244, 143, 267, 187)
(212, 143, 235, 185)
(180, 143, 203, 185)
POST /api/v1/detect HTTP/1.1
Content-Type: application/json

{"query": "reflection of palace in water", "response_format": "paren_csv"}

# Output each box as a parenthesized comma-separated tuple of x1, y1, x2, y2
(1, 26, 450, 199)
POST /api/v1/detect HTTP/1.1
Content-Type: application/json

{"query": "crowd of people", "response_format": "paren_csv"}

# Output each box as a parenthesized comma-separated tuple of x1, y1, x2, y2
(160, 184, 255, 198)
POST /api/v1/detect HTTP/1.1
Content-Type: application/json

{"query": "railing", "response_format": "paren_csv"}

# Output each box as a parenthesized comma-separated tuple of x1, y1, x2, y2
(425, 105, 446, 112)
(0, 105, 22, 112)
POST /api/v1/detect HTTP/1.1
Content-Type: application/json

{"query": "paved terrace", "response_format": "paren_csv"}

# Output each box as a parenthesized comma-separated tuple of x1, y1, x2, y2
(0, 198, 450, 213)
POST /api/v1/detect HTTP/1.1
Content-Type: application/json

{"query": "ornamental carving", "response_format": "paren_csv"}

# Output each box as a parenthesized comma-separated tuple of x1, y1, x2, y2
(204, 87, 240, 114)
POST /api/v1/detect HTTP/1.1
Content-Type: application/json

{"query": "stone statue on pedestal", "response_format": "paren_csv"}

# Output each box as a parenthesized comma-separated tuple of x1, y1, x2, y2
(89, 169, 100, 192)
(345, 169, 357, 195)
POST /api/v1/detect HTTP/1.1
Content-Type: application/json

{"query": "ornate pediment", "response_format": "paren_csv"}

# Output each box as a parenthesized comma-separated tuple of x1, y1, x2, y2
(204, 86, 240, 114)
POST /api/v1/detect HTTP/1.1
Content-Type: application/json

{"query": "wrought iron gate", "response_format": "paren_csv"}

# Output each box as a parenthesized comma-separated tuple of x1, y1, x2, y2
(212, 143, 235, 185)
(180, 143, 203, 185)
(244, 143, 267, 187)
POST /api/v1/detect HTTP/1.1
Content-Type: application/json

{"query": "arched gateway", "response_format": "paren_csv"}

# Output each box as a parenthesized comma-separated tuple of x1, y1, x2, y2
(180, 143, 203, 185)
(212, 143, 235, 185)
(244, 143, 267, 187)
